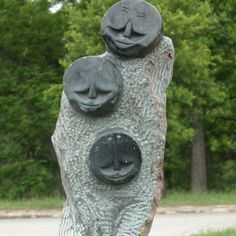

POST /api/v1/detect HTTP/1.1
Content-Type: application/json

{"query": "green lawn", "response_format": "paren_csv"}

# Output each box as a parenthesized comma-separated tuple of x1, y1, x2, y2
(191, 228, 236, 236)
(160, 191, 236, 206)
(0, 191, 235, 210)
(0, 197, 64, 210)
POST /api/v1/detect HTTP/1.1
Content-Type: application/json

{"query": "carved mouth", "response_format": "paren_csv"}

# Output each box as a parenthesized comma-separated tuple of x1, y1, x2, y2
(113, 39, 133, 49)
(80, 103, 101, 111)
(100, 164, 134, 178)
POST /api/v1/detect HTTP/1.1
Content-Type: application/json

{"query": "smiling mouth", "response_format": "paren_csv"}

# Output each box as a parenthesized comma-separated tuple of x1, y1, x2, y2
(80, 103, 101, 111)
(113, 39, 133, 49)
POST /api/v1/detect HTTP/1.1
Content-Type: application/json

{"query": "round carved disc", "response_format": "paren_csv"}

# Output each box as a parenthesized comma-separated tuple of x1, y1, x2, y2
(89, 131, 142, 185)
(101, 0, 163, 58)
(64, 56, 123, 116)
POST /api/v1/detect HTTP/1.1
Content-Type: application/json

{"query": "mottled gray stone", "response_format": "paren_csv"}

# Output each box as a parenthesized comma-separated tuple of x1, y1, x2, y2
(52, 36, 174, 236)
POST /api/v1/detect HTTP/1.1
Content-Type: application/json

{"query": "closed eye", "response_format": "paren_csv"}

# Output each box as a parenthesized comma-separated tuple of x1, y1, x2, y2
(109, 25, 126, 34)
(75, 88, 90, 95)
(109, 26, 145, 39)
(100, 161, 113, 169)
(132, 31, 145, 37)
(119, 159, 133, 166)
(75, 87, 112, 96)
(96, 87, 112, 95)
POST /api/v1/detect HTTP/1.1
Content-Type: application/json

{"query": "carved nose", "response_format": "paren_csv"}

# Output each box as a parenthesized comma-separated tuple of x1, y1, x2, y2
(123, 21, 132, 38)
(88, 84, 97, 99)
(113, 158, 121, 171)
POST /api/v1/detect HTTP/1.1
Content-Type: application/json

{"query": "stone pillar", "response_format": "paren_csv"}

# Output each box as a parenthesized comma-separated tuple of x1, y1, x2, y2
(52, 1, 174, 235)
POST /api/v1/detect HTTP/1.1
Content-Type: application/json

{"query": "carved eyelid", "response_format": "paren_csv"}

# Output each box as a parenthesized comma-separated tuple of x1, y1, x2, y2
(75, 87, 90, 94)
(109, 25, 126, 32)
(100, 160, 113, 169)
(120, 159, 133, 165)
(76, 88, 111, 95)
(132, 31, 145, 36)
(96, 87, 112, 94)
(109, 25, 145, 37)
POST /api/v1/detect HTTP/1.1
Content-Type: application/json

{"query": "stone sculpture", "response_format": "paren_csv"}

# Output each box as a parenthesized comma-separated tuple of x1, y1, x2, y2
(64, 56, 123, 116)
(52, 0, 174, 235)
(89, 128, 142, 185)
(102, 0, 163, 57)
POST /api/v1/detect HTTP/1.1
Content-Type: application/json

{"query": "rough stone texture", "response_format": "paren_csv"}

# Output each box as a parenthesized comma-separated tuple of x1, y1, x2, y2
(52, 36, 174, 236)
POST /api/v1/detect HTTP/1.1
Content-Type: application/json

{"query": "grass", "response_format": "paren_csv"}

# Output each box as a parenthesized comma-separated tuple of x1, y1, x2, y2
(0, 191, 235, 210)
(191, 228, 236, 236)
(159, 191, 236, 206)
(0, 197, 64, 210)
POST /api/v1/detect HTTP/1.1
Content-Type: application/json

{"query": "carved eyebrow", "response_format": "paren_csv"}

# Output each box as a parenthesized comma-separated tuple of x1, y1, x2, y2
(121, 7, 129, 13)
(136, 12, 147, 19)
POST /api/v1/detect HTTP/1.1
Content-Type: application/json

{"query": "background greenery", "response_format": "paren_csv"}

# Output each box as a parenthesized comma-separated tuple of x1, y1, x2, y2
(0, 0, 235, 199)
(191, 228, 236, 236)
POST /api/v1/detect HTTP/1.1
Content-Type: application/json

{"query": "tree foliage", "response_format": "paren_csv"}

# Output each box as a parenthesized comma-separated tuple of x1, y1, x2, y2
(0, 0, 67, 199)
(0, 0, 235, 198)
(206, 0, 236, 190)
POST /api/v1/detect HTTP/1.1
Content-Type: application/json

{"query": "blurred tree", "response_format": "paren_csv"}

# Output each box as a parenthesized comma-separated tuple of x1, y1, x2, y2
(154, 0, 213, 192)
(60, 0, 114, 68)
(0, 0, 67, 199)
(206, 0, 236, 190)
(1, 0, 235, 198)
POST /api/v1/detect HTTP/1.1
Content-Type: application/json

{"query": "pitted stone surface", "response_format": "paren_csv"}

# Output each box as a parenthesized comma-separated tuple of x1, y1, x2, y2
(52, 36, 174, 236)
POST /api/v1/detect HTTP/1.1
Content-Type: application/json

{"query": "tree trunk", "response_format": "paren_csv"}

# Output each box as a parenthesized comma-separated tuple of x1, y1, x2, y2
(160, 163, 166, 198)
(191, 116, 207, 192)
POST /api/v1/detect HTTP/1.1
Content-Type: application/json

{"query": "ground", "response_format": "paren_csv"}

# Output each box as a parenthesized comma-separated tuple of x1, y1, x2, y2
(0, 207, 236, 236)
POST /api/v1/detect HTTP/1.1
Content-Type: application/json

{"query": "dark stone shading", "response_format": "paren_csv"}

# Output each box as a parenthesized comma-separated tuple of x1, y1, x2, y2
(101, 0, 163, 58)
(89, 130, 142, 185)
(64, 56, 123, 116)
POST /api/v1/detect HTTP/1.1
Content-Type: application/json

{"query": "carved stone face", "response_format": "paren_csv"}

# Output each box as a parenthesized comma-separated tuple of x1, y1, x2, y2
(64, 56, 123, 116)
(89, 130, 142, 185)
(101, 0, 163, 58)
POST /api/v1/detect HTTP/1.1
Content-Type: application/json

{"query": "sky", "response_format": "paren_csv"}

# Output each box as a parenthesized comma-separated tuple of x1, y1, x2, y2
(49, 0, 81, 13)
